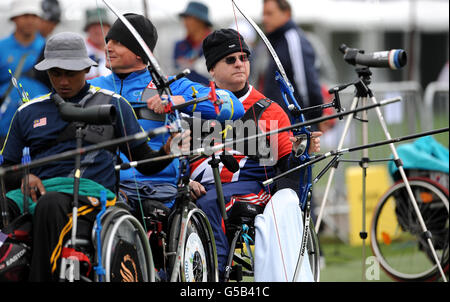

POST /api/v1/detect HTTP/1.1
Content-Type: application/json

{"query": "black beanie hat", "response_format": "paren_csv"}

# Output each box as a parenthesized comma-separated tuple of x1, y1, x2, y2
(203, 28, 251, 71)
(105, 13, 158, 64)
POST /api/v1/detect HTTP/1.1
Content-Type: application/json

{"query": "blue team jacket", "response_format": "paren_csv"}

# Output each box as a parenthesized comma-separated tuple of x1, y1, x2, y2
(0, 33, 49, 138)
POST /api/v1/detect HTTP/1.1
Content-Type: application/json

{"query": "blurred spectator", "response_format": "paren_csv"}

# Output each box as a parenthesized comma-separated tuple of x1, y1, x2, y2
(0, 0, 48, 145)
(27, 0, 62, 90)
(173, 1, 212, 85)
(260, 0, 323, 124)
(39, 0, 61, 38)
(84, 7, 112, 79)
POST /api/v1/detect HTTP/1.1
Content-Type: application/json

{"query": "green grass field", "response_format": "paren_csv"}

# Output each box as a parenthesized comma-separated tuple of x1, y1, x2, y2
(318, 237, 394, 282)
(318, 236, 448, 282)
(239, 239, 404, 282)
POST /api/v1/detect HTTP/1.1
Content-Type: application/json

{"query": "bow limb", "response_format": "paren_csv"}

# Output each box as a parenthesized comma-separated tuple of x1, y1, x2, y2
(102, 0, 185, 132)
(102, 0, 167, 91)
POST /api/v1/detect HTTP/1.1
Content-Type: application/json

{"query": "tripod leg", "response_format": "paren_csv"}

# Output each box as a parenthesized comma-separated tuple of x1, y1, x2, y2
(370, 96, 448, 282)
(316, 96, 359, 231)
(68, 127, 83, 282)
(361, 97, 369, 281)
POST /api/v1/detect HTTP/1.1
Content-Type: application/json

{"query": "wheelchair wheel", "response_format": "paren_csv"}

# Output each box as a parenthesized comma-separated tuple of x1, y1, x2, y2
(167, 203, 218, 282)
(94, 207, 155, 282)
(370, 177, 449, 281)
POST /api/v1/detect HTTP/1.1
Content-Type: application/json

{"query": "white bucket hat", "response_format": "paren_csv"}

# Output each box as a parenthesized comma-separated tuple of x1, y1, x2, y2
(9, 0, 42, 20)
(35, 32, 98, 71)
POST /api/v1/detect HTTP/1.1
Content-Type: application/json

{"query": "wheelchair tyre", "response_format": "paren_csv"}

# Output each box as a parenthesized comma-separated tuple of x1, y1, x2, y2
(96, 207, 155, 282)
(370, 177, 449, 282)
(167, 203, 218, 282)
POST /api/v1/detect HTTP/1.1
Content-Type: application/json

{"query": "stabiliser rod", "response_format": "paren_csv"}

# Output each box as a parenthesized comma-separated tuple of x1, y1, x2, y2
(115, 97, 402, 170)
(0, 126, 169, 178)
(0, 97, 401, 177)
(262, 127, 449, 186)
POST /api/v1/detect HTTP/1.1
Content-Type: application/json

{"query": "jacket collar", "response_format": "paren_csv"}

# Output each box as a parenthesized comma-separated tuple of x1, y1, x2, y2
(51, 83, 90, 104)
(111, 68, 150, 83)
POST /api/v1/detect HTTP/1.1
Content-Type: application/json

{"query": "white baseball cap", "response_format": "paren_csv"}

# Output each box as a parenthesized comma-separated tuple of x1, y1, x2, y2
(9, 0, 42, 20)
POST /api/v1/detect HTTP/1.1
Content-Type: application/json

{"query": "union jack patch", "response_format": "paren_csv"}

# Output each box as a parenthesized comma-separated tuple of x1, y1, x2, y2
(33, 117, 47, 128)
(146, 81, 156, 89)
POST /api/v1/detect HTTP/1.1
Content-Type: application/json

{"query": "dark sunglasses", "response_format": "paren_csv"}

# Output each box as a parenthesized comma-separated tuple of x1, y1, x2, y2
(224, 54, 250, 65)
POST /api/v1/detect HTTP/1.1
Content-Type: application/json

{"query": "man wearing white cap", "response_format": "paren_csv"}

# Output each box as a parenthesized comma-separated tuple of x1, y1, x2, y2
(0, 0, 48, 146)
(0, 31, 189, 281)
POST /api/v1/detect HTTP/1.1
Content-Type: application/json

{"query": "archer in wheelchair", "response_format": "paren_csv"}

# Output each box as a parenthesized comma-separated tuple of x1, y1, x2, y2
(86, 13, 246, 282)
(0, 32, 189, 282)
(88, 12, 245, 217)
(146, 28, 322, 281)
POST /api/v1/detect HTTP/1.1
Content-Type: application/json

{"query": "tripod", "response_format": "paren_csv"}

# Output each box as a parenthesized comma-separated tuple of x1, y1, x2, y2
(315, 67, 447, 282)
(63, 122, 85, 282)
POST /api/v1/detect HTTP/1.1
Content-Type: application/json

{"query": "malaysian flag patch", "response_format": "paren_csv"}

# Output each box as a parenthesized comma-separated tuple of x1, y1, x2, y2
(33, 117, 47, 128)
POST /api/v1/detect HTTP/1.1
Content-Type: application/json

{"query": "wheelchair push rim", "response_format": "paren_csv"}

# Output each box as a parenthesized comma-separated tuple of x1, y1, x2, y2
(95, 207, 155, 282)
(168, 206, 218, 282)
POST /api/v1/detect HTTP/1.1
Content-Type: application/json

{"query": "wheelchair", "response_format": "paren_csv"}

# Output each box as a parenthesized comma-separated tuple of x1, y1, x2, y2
(0, 199, 155, 282)
(223, 201, 264, 282)
(118, 153, 218, 282)
(223, 194, 321, 282)
(58, 202, 155, 282)
(58, 181, 219, 283)
(370, 170, 449, 282)
(129, 179, 219, 282)
(185, 137, 321, 281)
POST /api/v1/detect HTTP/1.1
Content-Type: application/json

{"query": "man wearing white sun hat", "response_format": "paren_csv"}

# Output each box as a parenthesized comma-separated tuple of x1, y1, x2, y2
(0, 0, 48, 146)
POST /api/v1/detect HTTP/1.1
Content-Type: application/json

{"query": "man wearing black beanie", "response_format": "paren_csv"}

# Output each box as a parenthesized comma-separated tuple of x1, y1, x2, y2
(203, 29, 251, 72)
(105, 13, 158, 65)
(186, 28, 322, 281)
